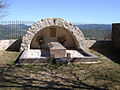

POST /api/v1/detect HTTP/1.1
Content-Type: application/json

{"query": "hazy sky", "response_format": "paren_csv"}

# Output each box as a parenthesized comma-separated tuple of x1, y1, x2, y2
(2, 0, 120, 23)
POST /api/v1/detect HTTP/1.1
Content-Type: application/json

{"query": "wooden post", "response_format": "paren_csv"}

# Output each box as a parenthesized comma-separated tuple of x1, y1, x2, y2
(67, 53, 71, 64)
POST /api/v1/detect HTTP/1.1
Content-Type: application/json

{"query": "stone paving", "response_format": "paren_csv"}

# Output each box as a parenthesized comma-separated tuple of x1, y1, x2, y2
(66, 50, 84, 58)
(26, 49, 49, 58)
(27, 49, 41, 58)
(23, 49, 84, 59)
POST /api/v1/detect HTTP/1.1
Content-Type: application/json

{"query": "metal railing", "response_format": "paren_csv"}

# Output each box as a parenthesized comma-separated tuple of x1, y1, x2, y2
(0, 21, 112, 40)
(0, 20, 34, 39)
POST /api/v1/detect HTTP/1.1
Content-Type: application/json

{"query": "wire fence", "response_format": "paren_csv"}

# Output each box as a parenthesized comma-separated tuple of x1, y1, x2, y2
(0, 20, 112, 40)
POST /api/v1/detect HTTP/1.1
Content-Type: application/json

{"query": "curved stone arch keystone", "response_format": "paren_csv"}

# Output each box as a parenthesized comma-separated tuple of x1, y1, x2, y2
(20, 18, 85, 51)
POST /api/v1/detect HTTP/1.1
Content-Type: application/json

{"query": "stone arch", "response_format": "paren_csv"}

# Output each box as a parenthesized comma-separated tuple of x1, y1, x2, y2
(20, 18, 85, 51)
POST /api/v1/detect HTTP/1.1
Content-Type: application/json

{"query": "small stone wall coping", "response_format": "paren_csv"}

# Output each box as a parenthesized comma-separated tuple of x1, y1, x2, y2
(0, 40, 16, 50)
(0, 39, 22, 51)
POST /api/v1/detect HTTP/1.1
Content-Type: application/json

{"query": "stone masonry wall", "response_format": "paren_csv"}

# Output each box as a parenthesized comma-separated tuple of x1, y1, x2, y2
(112, 23, 120, 50)
(0, 40, 16, 50)
(0, 39, 21, 51)
(21, 18, 86, 51)
(85, 40, 113, 49)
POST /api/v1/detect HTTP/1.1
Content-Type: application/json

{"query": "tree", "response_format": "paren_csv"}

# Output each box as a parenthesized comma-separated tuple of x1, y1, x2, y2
(0, 0, 9, 18)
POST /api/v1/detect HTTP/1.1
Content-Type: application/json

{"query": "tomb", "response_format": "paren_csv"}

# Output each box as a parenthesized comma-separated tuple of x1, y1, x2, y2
(18, 18, 99, 64)
(48, 42, 66, 58)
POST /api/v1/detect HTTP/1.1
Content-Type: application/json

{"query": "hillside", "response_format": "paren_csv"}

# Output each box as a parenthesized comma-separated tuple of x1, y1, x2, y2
(76, 24, 112, 40)
(0, 24, 30, 39)
(76, 24, 112, 30)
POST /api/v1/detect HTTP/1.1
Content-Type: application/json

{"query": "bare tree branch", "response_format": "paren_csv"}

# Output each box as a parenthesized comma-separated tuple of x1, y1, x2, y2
(0, 0, 7, 9)
(0, 0, 9, 18)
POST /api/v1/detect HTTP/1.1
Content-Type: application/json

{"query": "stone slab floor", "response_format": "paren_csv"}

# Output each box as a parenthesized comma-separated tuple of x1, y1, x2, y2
(25, 49, 84, 59)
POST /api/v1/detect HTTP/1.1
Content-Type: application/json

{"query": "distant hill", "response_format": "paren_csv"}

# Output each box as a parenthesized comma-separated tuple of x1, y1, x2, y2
(0, 24, 112, 40)
(2, 24, 30, 31)
(18, 24, 30, 30)
(0, 24, 30, 39)
(76, 24, 112, 30)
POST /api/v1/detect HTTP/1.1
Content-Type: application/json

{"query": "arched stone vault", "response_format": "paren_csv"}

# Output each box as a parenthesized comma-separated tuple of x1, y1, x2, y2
(20, 18, 86, 51)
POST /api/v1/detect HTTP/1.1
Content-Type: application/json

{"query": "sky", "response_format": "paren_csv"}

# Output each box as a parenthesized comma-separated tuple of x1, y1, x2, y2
(1, 0, 120, 24)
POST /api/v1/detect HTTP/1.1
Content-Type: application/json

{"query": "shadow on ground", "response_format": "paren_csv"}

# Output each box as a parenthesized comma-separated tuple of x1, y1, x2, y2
(6, 39, 22, 51)
(0, 64, 105, 90)
(90, 46, 120, 64)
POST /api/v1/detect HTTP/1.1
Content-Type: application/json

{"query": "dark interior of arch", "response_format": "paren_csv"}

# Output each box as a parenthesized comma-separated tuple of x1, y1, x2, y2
(30, 26, 77, 49)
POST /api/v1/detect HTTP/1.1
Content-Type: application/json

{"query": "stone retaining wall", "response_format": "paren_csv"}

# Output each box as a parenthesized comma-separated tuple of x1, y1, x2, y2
(0, 39, 21, 51)
(85, 40, 113, 49)
(18, 57, 99, 65)
(112, 23, 120, 50)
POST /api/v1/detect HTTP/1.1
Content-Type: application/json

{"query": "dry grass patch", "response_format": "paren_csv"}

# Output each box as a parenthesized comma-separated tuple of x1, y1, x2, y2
(0, 49, 120, 89)
(0, 51, 20, 65)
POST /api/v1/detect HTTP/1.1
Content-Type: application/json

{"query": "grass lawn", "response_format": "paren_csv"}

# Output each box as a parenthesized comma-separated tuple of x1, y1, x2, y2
(0, 48, 120, 90)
